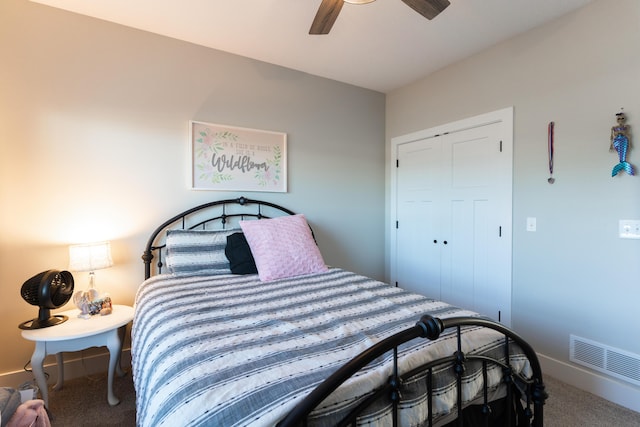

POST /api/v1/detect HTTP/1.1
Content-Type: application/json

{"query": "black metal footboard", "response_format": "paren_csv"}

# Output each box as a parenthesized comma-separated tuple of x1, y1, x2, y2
(278, 315, 547, 427)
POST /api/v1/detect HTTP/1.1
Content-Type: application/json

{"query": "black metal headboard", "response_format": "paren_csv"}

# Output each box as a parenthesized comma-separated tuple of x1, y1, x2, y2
(142, 196, 296, 279)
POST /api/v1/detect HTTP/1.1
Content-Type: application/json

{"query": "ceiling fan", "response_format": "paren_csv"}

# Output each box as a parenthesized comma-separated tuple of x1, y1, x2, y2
(310, 0, 450, 35)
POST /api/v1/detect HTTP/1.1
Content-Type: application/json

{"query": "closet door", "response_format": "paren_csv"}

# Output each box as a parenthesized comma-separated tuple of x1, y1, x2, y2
(439, 125, 508, 320)
(391, 108, 513, 325)
(395, 137, 443, 298)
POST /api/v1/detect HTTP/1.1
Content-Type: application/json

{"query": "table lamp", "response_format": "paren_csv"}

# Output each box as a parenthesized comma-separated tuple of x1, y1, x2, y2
(69, 241, 113, 318)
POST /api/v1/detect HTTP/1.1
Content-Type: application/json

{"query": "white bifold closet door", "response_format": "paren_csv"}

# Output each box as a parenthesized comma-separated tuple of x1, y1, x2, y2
(391, 108, 513, 326)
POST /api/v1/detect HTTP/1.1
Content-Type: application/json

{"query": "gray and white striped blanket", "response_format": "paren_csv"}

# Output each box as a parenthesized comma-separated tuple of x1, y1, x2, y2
(132, 268, 529, 426)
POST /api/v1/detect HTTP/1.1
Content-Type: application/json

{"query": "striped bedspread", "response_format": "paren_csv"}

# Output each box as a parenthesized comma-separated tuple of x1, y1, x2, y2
(132, 268, 530, 426)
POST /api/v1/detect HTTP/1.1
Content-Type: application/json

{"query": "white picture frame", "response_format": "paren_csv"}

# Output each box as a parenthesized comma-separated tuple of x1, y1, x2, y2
(190, 121, 287, 192)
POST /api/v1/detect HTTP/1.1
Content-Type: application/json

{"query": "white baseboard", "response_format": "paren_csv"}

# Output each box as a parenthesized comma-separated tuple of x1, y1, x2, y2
(0, 348, 132, 390)
(539, 352, 640, 413)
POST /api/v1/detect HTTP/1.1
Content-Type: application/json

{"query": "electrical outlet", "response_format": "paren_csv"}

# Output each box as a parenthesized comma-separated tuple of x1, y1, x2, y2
(619, 220, 640, 239)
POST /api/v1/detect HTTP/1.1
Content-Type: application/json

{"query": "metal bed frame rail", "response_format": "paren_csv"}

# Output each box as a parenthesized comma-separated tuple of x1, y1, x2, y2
(278, 315, 547, 427)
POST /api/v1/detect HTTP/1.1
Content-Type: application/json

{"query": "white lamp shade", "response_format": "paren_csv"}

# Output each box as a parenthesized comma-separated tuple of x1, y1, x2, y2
(69, 241, 113, 272)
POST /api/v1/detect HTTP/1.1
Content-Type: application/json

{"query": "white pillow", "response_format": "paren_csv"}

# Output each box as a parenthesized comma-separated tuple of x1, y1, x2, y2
(165, 229, 237, 275)
(239, 215, 328, 281)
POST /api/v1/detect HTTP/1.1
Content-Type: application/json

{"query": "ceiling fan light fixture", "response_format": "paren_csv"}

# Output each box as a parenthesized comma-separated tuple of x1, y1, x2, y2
(344, 0, 376, 4)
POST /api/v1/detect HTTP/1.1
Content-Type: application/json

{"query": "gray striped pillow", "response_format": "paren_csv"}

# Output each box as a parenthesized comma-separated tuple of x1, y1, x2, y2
(165, 229, 238, 275)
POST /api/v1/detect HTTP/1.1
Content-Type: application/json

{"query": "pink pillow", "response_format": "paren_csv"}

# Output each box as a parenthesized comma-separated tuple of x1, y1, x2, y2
(239, 214, 328, 281)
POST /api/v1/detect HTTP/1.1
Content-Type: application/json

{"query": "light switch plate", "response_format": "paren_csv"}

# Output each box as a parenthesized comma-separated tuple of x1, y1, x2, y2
(619, 220, 640, 239)
(526, 217, 536, 232)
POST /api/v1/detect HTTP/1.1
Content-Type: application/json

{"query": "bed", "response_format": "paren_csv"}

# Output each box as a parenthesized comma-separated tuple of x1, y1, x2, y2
(132, 197, 546, 426)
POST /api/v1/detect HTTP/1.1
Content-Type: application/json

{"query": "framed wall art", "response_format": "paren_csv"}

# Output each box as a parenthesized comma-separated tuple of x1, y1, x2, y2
(190, 121, 287, 192)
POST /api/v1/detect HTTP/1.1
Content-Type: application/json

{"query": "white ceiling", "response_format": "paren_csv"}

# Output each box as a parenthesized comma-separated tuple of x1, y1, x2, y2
(31, 0, 594, 93)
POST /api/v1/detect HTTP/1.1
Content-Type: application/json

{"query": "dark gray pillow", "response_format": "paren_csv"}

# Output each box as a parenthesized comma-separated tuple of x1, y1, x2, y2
(225, 232, 258, 275)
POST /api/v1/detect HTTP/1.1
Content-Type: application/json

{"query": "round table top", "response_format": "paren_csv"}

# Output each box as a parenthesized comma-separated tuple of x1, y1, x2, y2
(21, 304, 134, 342)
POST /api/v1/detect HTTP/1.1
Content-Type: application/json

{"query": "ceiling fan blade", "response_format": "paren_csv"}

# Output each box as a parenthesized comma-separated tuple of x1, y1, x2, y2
(401, 0, 450, 20)
(310, 0, 344, 35)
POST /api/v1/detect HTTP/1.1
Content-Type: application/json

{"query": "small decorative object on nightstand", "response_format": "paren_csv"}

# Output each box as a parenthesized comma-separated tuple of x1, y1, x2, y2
(69, 241, 113, 318)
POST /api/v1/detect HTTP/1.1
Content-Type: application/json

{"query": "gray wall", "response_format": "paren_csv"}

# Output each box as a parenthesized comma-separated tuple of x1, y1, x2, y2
(0, 0, 385, 376)
(386, 0, 640, 407)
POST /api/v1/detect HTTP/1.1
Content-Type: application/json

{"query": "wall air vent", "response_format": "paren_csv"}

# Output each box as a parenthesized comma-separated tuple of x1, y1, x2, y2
(570, 335, 640, 387)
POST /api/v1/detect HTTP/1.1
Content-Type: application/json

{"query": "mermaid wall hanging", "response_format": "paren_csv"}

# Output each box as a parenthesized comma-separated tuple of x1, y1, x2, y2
(610, 110, 634, 176)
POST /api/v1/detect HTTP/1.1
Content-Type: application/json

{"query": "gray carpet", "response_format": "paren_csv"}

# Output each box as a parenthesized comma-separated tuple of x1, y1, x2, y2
(47, 373, 135, 426)
(45, 372, 640, 426)
(542, 375, 640, 427)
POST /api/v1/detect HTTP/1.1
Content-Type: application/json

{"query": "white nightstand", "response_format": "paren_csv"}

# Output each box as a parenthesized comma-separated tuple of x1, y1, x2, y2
(21, 304, 134, 407)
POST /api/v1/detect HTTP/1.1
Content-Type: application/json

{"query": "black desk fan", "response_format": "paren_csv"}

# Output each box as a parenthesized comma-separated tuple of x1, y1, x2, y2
(19, 270, 74, 330)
